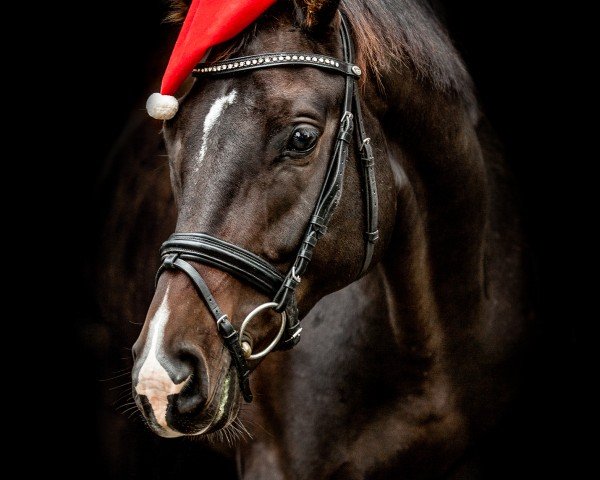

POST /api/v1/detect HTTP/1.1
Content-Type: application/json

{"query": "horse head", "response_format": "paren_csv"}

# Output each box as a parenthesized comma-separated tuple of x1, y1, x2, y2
(132, 0, 396, 438)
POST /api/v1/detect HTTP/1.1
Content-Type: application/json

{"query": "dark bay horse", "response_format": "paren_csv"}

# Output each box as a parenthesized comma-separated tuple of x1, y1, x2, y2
(109, 0, 533, 477)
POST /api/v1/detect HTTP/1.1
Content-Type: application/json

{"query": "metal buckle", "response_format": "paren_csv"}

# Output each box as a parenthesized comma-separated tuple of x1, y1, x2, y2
(291, 266, 301, 284)
(290, 327, 303, 340)
(360, 137, 371, 151)
(238, 302, 287, 361)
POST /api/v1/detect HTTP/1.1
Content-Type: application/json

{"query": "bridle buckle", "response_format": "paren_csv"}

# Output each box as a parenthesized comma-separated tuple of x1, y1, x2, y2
(291, 266, 301, 283)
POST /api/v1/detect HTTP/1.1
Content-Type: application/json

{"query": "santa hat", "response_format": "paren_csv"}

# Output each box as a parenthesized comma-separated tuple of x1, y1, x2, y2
(147, 0, 277, 120)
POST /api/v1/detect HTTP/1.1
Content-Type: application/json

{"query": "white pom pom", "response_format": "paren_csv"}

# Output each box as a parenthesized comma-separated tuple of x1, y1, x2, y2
(146, 93, 179, 120)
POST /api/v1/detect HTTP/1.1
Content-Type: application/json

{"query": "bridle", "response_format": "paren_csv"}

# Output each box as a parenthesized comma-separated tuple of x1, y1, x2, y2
(156, 16, 379, 402)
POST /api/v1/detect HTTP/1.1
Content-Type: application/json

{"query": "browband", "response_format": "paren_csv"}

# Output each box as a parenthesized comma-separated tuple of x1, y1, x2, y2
(193, 52, 362, 78)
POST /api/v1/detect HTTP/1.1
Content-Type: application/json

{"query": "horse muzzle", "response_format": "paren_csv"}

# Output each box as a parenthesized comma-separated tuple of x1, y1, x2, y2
(132, 339, 241, 437)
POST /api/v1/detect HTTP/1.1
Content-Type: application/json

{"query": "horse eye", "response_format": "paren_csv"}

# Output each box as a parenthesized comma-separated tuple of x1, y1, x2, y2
(286, 126, 319, 153)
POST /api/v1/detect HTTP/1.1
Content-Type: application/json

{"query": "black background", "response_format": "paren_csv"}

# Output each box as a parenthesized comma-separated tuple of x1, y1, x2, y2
(48, 0, 582, 477)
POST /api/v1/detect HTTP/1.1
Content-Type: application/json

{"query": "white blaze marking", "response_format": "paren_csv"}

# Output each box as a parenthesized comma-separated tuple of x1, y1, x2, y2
(136, 285, 188, 435)
(196, 90, 237, 168)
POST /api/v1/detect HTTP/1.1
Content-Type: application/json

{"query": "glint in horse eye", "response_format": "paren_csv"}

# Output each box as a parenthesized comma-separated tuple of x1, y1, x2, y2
(287, 126, 320, 152)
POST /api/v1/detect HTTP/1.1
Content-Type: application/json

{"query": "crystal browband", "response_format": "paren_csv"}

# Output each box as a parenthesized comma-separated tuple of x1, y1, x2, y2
(192, 52, 362, 78)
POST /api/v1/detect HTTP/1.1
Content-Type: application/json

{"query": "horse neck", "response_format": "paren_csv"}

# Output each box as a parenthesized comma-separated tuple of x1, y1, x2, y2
(375, 74, 488, 375)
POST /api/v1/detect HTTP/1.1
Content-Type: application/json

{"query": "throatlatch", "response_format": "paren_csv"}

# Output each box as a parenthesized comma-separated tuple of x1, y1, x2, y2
(156, 16, 379, 402)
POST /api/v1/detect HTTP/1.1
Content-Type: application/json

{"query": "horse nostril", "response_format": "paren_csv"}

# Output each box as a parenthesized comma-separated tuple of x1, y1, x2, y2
(171, 354, 194, 385)
(170, 350, 210, 417)
(174, 378, 205, 415)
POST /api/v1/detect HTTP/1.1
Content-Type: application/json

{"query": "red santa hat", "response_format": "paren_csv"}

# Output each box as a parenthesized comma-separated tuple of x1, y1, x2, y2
(147, 0, 277, 120)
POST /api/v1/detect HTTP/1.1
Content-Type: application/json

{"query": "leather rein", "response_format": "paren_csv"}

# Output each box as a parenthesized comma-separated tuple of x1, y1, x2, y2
(156, 17, 379, 402)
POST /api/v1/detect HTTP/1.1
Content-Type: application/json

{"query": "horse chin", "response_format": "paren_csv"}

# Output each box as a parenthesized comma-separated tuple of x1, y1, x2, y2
(189, 367, 241, 437)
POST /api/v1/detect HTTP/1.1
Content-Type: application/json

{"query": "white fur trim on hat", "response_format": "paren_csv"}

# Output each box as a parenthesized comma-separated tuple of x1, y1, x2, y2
(146, 93, 179, 120)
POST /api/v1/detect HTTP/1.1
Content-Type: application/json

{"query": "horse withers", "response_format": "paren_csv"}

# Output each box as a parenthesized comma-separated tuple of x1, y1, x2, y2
(131, 0, 532, 477)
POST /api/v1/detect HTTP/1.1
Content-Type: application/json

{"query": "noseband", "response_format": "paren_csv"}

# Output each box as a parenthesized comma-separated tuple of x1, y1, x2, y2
(156, 17, 379, 402)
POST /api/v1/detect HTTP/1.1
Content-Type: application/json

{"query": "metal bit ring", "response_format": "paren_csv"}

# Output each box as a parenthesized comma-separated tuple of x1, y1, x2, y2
(239, 302, 286, 361)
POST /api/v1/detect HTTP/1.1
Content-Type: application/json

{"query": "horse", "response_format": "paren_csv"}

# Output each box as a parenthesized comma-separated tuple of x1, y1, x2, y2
(122, 0, 533, 477)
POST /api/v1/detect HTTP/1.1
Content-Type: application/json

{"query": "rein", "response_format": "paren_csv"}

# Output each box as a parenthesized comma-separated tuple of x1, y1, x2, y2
(156, 16, 378, 402)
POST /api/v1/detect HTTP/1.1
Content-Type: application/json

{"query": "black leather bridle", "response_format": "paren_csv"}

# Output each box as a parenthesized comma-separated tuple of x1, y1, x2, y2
(156, 17, 379, 402)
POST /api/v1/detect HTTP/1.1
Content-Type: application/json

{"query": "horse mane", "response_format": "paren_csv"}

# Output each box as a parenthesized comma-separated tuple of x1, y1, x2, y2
(340, 0, 472, 97)
(164, 0, 189, 24)
(165, 0, 473, 98)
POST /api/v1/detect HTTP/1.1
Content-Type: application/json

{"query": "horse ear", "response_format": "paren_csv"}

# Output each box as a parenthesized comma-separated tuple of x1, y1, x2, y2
(292, 0, 341, 32)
